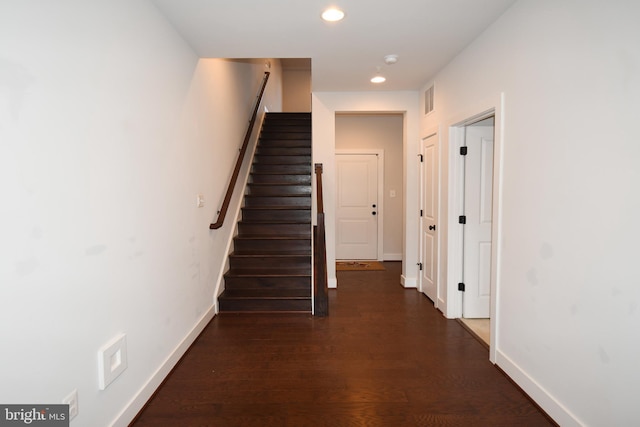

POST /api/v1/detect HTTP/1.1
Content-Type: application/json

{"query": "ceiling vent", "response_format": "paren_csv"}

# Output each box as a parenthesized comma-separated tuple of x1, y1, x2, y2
(424, 85, 434, 115)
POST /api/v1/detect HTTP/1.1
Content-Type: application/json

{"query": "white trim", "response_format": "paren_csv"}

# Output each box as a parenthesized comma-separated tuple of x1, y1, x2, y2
(328, 276, 338, 289)
(335, 149, 385, 261)
(496, 350, 584, 427)
(110, 307, 216, 427)
(444, 92, 505, 364)
(401, 274, 417, 288)
(383, 252, 402, 261)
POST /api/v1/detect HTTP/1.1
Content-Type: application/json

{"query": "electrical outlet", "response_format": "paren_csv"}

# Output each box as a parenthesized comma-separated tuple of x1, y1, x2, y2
(63, 389, 78, 420)
(196, 194, 204, 208)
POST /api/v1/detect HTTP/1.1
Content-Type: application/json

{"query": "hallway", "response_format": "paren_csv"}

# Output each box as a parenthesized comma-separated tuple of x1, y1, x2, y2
(132, 262, 554, 426)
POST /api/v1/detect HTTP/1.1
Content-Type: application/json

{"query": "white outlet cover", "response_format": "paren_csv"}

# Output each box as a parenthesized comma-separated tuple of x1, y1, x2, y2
(62, 389, 79, 420)
(97, 333, 127, 390)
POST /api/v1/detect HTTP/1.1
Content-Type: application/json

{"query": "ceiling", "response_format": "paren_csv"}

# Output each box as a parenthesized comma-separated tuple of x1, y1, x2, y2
(151, 0, 517, 92)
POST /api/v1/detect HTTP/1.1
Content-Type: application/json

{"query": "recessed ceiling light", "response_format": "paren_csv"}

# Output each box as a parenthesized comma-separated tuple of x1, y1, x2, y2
(371, 75, 386, 84)
(384, 54, 398, 65)
(321, 8, 345, 22)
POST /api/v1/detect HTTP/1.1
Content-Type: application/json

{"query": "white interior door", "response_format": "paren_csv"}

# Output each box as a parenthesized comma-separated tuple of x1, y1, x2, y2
(462, 118, 494, 318)
(419, 135, 438, 302)
(336, 154, 378, 260)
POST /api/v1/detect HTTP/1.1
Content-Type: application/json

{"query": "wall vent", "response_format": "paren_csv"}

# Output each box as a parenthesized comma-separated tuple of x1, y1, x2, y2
(424, 85, 434, 115)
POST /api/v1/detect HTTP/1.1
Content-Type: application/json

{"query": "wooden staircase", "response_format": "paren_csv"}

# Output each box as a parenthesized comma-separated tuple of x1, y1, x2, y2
(218, 112, 312, 313)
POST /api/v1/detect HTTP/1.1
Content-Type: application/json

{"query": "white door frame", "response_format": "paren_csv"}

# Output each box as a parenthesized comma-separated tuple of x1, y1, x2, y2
(335, 149, 385, 261)
(445, 93, 505, 363)
(418, 130, 440, 305)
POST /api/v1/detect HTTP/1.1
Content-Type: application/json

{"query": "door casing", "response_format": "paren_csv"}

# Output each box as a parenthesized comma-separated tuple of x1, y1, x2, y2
(445, 93, 505, 363)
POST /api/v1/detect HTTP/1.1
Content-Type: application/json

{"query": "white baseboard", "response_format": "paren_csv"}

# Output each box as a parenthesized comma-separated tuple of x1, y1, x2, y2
(401, 275, 417, 288)
(383, 253, 402, 261)
(110, 306, 216, 427)
(328, 276, 337, 289)
(495, 349, 583, 427)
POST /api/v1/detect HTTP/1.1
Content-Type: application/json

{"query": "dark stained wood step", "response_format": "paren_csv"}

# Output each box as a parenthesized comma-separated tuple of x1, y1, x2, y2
(237, 221, 310, 236)
(232, 235, 311, 254)
(250, 173, 311, 184)
(246, 183, 311, 196)
(223, 273, 311, 290)
(243, 194, 311, 207)
(241, 206, 310, 222)
(260, 125, 312, 133)
(251, 163, 311, 174)
(218, 288, 312, 313)
(256, 139, 311, 148)
(255, 147, 311, 156)
(253, 154, 311, 165)
(229, 253, 311, 270)
(259, 131, 311, 140)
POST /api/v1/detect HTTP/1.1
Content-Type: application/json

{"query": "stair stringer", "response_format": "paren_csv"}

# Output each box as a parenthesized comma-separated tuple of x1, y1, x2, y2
(211, 108, 268, 313)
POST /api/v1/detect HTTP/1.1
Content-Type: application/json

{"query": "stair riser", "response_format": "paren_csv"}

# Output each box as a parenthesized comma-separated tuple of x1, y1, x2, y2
(229, 256, 311, 270)
(247, 185, 311, 196)
(219, 298, 312, 313)
(233, 238, 311, 253)
(254, 155, 311, 165)
(257, 140, 311, 148)
(238, 222, 311, 235)
(244, 196, 311, 207)
(250, 174, 311, 184)
(241, 209, 310, 222)
(256, 147, 311, 156)
(260, 125, 311, 133)
(224, 275, 311, 290)
(251, 164, 312, 174)
(260, 132, 311, 140)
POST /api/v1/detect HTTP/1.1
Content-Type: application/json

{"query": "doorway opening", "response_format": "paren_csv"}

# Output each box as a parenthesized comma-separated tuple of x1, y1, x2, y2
(334, 113, 404, 262)
(449, 108, 501, 354)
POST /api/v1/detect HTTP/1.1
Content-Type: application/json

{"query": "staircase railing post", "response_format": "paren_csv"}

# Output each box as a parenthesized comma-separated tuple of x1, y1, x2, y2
(314, 163, 329, 316)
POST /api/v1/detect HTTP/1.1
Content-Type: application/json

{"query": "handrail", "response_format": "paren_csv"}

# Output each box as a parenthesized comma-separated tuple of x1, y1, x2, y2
(210, 71, 270, 229)
(314, 163, 329, 316)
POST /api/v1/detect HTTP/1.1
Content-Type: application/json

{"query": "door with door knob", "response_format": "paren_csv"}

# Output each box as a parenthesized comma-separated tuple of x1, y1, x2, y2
(336, 153, 379, 260)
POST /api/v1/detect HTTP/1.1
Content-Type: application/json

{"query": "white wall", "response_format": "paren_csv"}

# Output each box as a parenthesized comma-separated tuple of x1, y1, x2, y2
(283, 69, 311, 112)
(335, 114, 404, 260)
(421, 1, 640, 425)
(0, 2, 281, 426)
(312, 92, 420, 288)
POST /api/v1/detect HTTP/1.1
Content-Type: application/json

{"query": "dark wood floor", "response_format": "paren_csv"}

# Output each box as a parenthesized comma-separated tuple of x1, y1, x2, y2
(131, 262, 555, 426)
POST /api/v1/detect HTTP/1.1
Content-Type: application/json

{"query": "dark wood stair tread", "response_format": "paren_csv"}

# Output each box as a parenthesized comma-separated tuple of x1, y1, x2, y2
(234, 234, 310, 240)
(225, 268, 311, 277)
(220, 289, 311, 299)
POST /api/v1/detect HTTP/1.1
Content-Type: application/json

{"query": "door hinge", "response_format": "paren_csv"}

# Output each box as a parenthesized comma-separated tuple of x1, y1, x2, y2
(460, 146, 468, 156)
(420, 209, 423, 217)
(458, 215, 466, 224)
(417, 263, 423, 271)
(418, 154, 423, 162)
(458, 282, 466, 292)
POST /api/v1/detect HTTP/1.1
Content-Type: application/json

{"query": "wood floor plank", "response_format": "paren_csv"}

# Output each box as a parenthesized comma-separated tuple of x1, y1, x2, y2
(131, 262, 555, 426)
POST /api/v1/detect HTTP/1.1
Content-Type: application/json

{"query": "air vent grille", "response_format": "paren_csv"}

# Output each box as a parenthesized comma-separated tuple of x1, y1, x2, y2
(424, 85, 434, 115)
